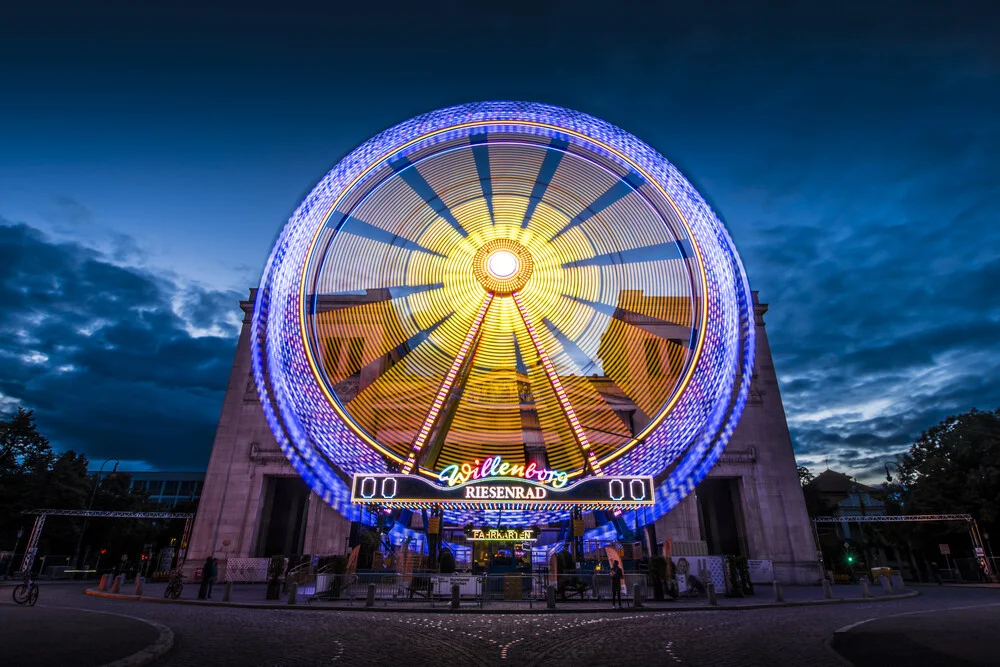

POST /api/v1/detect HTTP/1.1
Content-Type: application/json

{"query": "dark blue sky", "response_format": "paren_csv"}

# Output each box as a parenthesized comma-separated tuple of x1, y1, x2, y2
(1, 1, 998, 478)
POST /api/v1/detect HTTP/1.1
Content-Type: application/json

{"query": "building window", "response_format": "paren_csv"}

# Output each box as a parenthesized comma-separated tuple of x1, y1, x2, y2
(147, 480, 163, 495)
(162, 481, 179, 496)
(194, 481, 204, 496)
(178, 481, 195, 497)
(132, 480, 147, 492)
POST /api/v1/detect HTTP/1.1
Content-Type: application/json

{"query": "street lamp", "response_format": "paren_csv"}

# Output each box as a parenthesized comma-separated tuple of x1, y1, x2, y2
(884, 461, 900, 483)
(74, 458, 119, 570)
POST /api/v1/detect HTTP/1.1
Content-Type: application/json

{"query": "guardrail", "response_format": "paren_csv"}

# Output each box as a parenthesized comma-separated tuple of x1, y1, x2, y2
(298, 571, 651, 606)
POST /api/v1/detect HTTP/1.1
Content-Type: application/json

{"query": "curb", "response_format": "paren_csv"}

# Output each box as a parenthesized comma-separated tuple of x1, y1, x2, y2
(101, 616, 174, 667)
(85, 587, 919, 614)
(21, 604, 174, 667)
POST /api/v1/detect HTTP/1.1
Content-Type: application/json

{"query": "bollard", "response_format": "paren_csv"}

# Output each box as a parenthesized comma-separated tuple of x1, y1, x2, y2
(223, 580, 232, 602)
(772, 580, 784, 603)
(134, 576, 144, 596)
(881, 575, 892, 594)
(860, 576, 871, 598)
(822, 579, 833, 600)
(98, 574, 107, 592)
(111, 574, 124, 594)
(706, 582, 718, 606)
(365, 583, 375, 608)
(892, 575, 904, 593)
(451, 583, 460, 609)
(631, 583, 643, 608)
(546, 585, 556, 609)
(287, 581, 298, 605)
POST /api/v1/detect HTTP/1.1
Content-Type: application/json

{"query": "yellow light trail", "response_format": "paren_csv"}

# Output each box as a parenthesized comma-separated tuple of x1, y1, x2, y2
(511, 290, 603, 475)
(401, 292, 495, 474)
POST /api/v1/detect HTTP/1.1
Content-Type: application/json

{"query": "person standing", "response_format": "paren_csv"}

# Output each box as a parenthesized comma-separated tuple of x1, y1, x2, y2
(206, 557, 218, 599)
(611, 560, 624, 609)
(198, 556, 213, 599)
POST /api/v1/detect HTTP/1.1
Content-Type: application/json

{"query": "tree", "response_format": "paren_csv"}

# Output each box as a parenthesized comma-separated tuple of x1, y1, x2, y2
(883, 408, 1000, 572)
(0, 406, 176, 570)
(0, 407, 53, 475)
(797, 465, 815, 487)
(890, 408, 1000, 524)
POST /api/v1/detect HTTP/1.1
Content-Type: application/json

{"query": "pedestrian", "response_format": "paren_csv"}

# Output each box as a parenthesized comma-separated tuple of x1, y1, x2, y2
(207, 557, 218, 599)
(611, 560, 624, 609)
(930, 561, 942, 586)
(198, 556, 213, 599)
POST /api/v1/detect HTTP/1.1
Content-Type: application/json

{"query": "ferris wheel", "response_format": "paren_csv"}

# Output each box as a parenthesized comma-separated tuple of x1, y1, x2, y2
(252, 102, 754, 526)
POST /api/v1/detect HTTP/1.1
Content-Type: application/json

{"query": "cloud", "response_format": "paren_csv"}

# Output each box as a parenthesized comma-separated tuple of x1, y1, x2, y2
(741, 129, 1000, 482)
(0, 220, 241, 469)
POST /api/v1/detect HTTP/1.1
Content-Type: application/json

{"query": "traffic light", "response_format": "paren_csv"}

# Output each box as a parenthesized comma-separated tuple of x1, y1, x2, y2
(846, 554, 855, 564)
(100, 549, 107, 555)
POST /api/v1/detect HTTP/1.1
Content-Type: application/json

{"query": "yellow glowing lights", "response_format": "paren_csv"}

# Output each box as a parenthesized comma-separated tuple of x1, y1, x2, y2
(472, 238, 534, 295)
(487, 250, 518, 278)
(302, 131, 704, 481)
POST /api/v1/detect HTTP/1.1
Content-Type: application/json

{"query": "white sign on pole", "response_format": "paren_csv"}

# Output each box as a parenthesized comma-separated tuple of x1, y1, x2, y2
(938, 544, 951, 555)
(974, 547, 985, 557)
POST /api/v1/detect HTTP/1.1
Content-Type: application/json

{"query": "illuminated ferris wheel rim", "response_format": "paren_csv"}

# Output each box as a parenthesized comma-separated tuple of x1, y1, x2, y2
(252, 101, 754, 525)
(296, 119, 711, 479)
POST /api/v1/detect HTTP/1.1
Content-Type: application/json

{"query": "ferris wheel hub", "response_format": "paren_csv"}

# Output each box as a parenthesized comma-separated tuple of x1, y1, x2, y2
(487, 250, 518, 278)
(472, 239, 534, 294)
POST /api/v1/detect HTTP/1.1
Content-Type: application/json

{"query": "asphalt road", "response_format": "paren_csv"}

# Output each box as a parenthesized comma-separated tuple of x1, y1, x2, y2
(2, 584, 997, 666)
(832, 600, 1000, 667)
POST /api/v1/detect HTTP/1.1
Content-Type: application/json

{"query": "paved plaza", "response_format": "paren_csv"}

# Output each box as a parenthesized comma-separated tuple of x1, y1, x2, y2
(2, 583, 998, 666)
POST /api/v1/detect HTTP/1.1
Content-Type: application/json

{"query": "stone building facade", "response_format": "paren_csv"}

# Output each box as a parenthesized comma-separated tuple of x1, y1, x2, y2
(184, 289, 822, 584)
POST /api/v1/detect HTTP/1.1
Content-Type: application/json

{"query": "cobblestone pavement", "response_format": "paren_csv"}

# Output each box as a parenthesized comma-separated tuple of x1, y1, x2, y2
(832, 601, 1000, 666)
(9, 584, 1000, 666)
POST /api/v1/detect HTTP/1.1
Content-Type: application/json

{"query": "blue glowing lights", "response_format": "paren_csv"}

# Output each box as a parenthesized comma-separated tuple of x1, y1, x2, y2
(251, 102, 754, 526)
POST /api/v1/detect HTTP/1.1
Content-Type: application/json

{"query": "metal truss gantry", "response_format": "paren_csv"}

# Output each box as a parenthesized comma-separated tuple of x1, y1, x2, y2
(19, 509, 195, 574)
(811, 513, 992, 578)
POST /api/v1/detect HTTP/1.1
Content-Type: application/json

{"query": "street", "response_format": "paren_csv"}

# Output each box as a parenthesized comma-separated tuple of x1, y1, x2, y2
(1, 584, 998, 666)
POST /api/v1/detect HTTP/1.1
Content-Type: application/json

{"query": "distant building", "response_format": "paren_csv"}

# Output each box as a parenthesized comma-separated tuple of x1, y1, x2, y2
(805, 469, 885, 540)
(98, 471, 206, 507)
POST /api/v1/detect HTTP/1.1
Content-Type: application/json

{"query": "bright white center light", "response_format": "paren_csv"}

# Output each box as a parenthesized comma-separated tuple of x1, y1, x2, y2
(487, 250, 519, 278)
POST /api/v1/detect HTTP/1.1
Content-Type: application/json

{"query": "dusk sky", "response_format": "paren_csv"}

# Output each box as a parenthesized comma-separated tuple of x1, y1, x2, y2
(1, 2, 997, 481)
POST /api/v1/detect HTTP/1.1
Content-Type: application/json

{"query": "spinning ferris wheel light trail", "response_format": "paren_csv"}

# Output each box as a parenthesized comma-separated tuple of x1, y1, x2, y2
(512, 290, 602, 475)
(401, 292, 495, 474)
(252, 101, 755, 526)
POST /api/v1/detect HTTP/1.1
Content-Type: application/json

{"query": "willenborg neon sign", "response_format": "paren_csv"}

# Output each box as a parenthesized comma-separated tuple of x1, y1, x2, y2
(438, 457, 568, 488)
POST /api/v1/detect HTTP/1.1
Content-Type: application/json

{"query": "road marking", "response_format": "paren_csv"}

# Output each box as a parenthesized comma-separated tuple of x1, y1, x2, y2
(665, 640, 682, 663)
(833, 602, 1000, 634)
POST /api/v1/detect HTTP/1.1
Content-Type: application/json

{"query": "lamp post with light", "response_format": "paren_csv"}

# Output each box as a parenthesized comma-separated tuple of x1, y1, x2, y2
(74, 457, 119, 570)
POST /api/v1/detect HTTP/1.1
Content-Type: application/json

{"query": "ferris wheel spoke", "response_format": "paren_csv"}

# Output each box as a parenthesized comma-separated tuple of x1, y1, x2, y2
(331, 212, 448, 258)
(470, 133, 495, 224)
(511, 291, 604, 475)
(560, 294, 696, 349)
(548, 171, 645, 242)
(560, 240, 693, 269)
(401, 293, 495, 474)
(520, 138, 569, 229)
(388, 156, 469, 239)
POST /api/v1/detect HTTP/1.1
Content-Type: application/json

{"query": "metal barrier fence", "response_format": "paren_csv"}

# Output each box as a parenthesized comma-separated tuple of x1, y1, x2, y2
(297, 571, 651, 606)
(224, 557, 271, 583)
